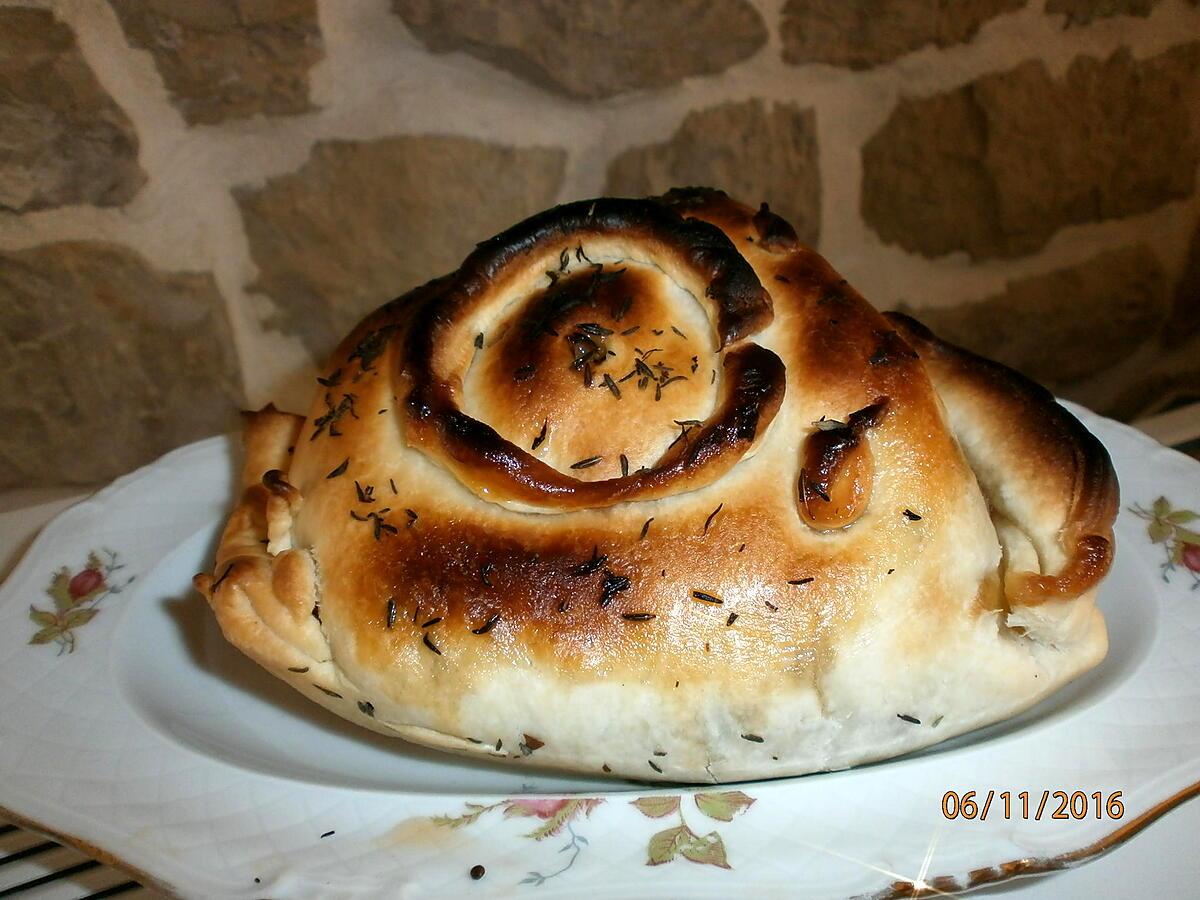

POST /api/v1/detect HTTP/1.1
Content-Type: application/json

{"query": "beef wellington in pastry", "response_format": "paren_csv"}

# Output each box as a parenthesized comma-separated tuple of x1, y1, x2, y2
(195, 189, 1117, 783)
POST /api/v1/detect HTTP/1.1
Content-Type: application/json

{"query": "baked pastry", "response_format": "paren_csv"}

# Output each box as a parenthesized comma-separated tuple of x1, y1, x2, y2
(195, 189, 1117, 783)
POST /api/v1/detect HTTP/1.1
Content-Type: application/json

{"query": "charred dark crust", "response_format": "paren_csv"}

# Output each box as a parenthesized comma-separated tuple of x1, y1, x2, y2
(261, 468, 298, 499)
(407, 344, 785, 510)
(436, 196, 771, 349)
(752, 202, 800, 252)
(656, 185, 733, 214)
(397, 194, 784, 509)
(656, 187, 763, 245)
(798, 399, 888, 529)
(801, 398, 889, 497)
(867, 328, 920, 367)
(886, 311, 1119, 604)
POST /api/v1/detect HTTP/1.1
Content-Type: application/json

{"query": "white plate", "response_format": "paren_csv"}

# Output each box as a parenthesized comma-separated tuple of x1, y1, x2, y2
(1, 405, 1198, 898)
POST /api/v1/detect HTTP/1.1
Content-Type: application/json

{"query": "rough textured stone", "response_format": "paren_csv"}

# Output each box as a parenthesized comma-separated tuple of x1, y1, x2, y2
(0, 7, 146, 213)
(1167, 223, 1200, 346)
(781, 0, 1022, 70)
(391, 0, 767, 100)
(1104, 351, 1200, 421)
(236, 137, 567, 360)
(1046, 0, 1160, 27)
(898, 246, 1170, 386)
(862, 43, 1200, 260)
(0, 242, 242, 489)
(605, 100, 821, 247)
(108, 0, 323, 126)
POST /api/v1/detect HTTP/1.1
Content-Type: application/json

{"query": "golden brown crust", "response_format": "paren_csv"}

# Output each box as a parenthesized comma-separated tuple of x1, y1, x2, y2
(886, 312, 1118, 607)
(399, 196, 784, 509)
(407, 342, 784, 509)
(798, 398, 889, 529)
(196, 190, 1115, 783)
(194, 407, 325, 670)
(236, 404, 303, 489)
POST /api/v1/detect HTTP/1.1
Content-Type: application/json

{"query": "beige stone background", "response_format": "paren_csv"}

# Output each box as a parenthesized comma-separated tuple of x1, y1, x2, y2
(1, 0, 1198, 490)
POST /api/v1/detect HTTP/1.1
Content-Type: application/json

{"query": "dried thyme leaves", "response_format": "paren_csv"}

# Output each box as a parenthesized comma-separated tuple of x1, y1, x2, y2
(598, 570, 631, 607)
(347, 324, 397, 375)
(570, 546, 608, 577)
(350, 508, 399, 539)
(472, 614, 500, 635)
(316, 368, 342, 388)
(703, 503, 723, 534)
(311, 392, 358, 439)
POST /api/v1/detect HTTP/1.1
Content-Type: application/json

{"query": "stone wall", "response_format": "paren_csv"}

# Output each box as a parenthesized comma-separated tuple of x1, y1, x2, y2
(0, 0, 1197, 489)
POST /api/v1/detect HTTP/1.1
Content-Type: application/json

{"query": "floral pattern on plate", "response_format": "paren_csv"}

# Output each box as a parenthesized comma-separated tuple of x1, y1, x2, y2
(27, 549, 134, 654)
(432, 797, 604, 885)
(1130, 496, 1200, 588)
(429, 789, 756, 886)
(632, 789, 756, 869)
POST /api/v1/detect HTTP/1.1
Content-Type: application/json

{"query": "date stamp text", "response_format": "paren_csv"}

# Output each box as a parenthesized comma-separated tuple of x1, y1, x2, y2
(942, 790, 1124, 821)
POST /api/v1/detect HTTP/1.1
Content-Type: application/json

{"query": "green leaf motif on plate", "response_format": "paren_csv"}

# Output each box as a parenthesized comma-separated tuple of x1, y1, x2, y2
(29, 626, 61, 645)
(635, 788, 756, 870)
(27, 549, 134, 655)
(631, 795, 680, 818)
(1149, 521, 1173, 544)
(29, 607, 57, 628)
(694, 790, 756, 822)
(1176, 527, 1200, 547)
(50, 568, 80, 611)
(62, 608, 99, 628)
(647, 824, 691, 865)
(646, 823, 732, 869)
(1131, 497, 1200, 589)
(680, 830, 730, 868)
